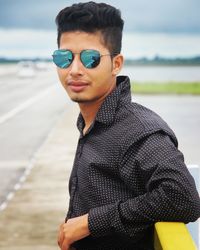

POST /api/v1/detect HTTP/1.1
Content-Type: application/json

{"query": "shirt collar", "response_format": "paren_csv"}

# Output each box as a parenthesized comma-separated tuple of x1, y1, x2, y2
(77, 75, 131, 132)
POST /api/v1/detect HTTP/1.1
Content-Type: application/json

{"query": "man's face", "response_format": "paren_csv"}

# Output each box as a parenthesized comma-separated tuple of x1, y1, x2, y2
(56, 31, 122, 104)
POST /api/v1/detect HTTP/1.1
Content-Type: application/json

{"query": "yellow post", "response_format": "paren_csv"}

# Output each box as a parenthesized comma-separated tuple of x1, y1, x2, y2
(154, 222, 197, 250)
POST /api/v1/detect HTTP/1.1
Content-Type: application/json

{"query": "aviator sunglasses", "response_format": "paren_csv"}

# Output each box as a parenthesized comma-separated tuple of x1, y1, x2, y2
(52, 49, 114, 69)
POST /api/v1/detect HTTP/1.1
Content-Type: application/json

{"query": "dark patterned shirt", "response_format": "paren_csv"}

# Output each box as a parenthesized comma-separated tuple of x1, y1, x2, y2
(67, 76, 200, 250)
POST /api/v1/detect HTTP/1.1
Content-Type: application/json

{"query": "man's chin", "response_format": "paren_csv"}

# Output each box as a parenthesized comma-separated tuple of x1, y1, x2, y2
(71, 97, 89, 103)
(71, 96, 101, 104)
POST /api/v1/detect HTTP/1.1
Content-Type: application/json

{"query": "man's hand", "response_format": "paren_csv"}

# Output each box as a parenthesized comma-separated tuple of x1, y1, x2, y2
(58, 214, 90, 250)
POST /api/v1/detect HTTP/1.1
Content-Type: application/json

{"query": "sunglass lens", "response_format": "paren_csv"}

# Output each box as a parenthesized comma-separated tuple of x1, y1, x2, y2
(52, 50, 73, 68)
(81, 50, 100, 68)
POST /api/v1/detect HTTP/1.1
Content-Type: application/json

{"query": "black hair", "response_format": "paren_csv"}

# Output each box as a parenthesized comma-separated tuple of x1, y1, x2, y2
(55, 1, 124, 54)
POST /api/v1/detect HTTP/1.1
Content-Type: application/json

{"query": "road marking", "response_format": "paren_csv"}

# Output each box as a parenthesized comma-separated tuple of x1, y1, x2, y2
(0, 111, 66, 212)
(0, 85, 57, 125)
(0, 150, 36, 211)
(0, 202, 7, 211)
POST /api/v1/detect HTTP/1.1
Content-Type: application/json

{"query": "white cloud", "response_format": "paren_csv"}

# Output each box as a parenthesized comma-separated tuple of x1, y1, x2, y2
(122, 32, 200, 58)
(0, 29, 200, 59)
(0, 29, 57, 58)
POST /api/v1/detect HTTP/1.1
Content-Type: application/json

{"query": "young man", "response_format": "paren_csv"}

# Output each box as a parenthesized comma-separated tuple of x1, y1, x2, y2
(53, 2, 200, 250)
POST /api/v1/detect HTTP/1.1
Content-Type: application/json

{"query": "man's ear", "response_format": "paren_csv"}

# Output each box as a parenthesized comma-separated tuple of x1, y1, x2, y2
(112, 54, 124, 76)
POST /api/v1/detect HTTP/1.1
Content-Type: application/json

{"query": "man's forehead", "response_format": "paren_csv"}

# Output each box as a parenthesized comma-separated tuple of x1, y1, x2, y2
(60, 30, 102, 39)
(59, 31, 106, 48)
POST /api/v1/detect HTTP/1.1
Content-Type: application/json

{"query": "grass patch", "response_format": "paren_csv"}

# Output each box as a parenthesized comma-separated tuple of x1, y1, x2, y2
(131, 82, 200, 95)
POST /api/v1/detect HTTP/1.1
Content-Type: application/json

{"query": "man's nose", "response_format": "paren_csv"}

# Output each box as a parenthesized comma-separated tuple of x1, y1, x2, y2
(69, 55, 84, 76)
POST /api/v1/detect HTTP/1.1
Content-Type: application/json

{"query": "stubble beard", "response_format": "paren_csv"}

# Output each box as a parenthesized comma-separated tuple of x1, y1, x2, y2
(71, 97, 88, 103)
(70, 93, 103, 104)
(70, 96, 99, 104)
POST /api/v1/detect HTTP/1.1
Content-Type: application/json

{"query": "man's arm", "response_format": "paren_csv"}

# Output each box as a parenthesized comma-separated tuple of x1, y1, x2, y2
(88, 132, 200, 241)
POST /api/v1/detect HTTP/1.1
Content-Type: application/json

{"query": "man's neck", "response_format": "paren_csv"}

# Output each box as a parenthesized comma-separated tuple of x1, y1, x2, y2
(79, 100, 103, 135)
(78, 78, 117, 134)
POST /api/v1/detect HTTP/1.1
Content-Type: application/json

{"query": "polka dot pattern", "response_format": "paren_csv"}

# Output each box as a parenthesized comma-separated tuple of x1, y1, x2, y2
(67, 76, 200, 250)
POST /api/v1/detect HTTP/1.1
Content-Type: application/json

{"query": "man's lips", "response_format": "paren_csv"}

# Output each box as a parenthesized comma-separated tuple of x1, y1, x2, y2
(68, 81, 89, 92)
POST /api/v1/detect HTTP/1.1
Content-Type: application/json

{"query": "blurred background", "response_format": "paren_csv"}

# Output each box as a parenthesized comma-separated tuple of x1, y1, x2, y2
(0, 0, 200, 249)
(1, 0, 200, 60)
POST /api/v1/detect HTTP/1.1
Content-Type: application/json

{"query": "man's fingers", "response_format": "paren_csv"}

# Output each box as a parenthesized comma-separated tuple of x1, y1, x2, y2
(58, 223, 64, 248)
(57, 231, 62, 248)
(57, 229, 61, 246)
(61, 239, 70, 250)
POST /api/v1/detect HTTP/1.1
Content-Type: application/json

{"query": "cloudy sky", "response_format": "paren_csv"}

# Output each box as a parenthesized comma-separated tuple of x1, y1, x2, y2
(0, 0, 200, 58)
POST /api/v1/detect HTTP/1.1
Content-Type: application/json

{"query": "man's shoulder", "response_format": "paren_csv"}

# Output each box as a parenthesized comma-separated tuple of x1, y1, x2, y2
(124, 101, 167, 129)
(116, 101, 177, 146)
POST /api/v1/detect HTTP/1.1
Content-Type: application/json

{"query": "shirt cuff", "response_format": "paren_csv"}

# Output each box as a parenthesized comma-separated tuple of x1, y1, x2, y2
(88, 203, 117, 237)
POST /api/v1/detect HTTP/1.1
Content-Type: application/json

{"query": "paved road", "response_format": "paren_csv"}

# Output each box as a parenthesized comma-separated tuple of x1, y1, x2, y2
(0, 65, 68, 203)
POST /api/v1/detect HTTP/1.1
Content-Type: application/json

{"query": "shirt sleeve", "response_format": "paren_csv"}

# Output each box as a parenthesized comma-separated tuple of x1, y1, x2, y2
(88, 132, 200, 241)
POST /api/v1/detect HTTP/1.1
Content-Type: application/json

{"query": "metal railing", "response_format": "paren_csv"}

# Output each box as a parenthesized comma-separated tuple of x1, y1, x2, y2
(154, 222, 198, 250)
